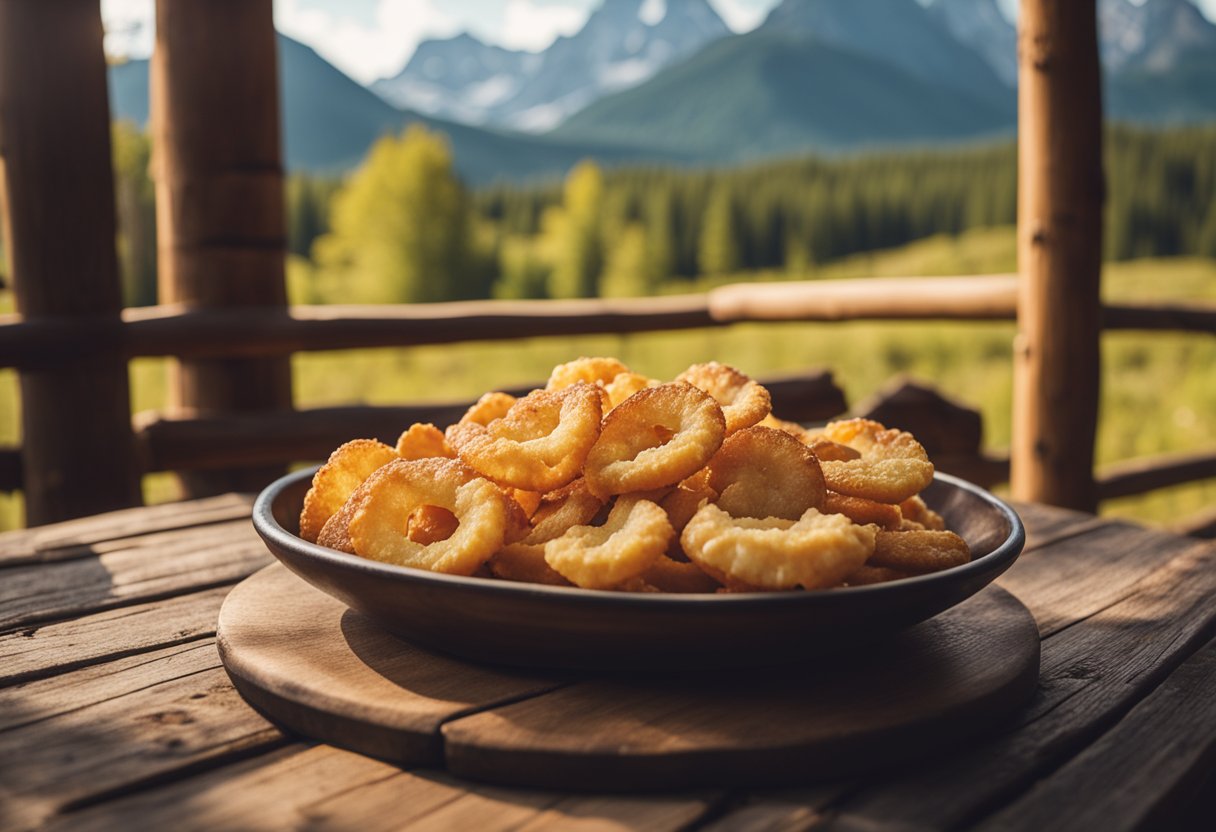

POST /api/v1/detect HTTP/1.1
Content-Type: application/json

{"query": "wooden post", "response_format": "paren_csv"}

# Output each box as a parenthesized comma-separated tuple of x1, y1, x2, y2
(0, 0, 141, 523)
(152, 0, 293, 495)
(1012, 0, 1104, 512)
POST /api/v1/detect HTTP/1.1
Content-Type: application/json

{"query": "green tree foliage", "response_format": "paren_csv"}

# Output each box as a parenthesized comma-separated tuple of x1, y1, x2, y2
(313, 125, 484, 303)
(286, 175, 341, 259)
(111, 121, 157, 306)
(698, 185, 741, 276)
(545, 160, 605, 299)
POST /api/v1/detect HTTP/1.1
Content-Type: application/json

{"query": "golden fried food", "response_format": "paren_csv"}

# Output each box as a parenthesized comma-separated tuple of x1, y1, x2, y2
(546, 356, 631, 390)
(604, 372, 655, 409)
(818, 418, 934, 504)
(640, 555, 721, 593)
(489, 542, 571, 586)
(822, 491, 903, 530)
(805, 437, 862, 463)
(447, 384, 603, 492)
(523, 479, 605, 545)
(406, 504, 460, 545)
(458, 392, 516, 426)
(900, 494, 946, 531)
(511, 488, 543, 519)
(707, 426, 825, 521)
(842, 564, 915, 586)
(543, 496, 673, 589)
(348, 458, 509, 575)
(681, 503, 875, 590)
(584, 382, 726, 498)
(869, 529, 970, 574)
(299, 439, 399, 543)
(676, 361, 772, 435)
(395, 423, 454, 460)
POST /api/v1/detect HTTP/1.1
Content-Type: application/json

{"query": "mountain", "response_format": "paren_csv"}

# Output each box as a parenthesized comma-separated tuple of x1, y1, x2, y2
(372, 0, 730, 132)
(757, 0, 1010, 105)
(1099, 0, 1216, 73)
(549, 29, 1015, 162)
(370, 33, 539, 126)
(107, 35, 680, 183)
(926, 0, 1018, 87)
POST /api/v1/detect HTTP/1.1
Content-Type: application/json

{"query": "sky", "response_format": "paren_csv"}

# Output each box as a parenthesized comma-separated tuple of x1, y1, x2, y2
(101, 0, 1216, 86)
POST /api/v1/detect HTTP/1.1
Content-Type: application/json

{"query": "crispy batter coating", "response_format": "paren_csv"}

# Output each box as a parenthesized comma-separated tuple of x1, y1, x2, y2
(523, 479, 605, 545)
(818, 418, 934, 504)
(299, 439, 399, 543)
(395, 423, 454, 460)
(348, 458, 508, 575)
(822, 491, 903, 530)
(869, 529, 970, 574)
(805, 437, 863, 462)
(447, 384, 603, 492)
(458, 392, 517, 427)
(707, 426, 826, 520)
(406, 504, 460, 545)
(489, 542, 571, 586)
(605, 372, 656, 409)
(681, 503, 875, 590)
(676, 361, 772, 434)
(640, 555, 721, 593)
(546, 356, 632, 390)
(900, 494, 946, 531)
(584, 382, 726, 498)
(543, 497, 673, 589)
(842, 564, 914, 586)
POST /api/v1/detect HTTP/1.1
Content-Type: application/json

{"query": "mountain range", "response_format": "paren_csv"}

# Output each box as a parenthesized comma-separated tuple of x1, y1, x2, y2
(109, 0, 1216, 181)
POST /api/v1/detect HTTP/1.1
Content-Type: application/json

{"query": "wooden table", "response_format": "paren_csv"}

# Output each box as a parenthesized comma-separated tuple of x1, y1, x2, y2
(1, 494, 1213, 831)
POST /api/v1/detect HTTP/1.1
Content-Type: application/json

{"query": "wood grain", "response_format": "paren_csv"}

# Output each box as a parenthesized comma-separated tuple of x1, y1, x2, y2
(0, 493, 254, 567)
(0, 0, 140, 522)
(808, 538, 1216, 831)
(1011, 0, 1104, 512)
(0, 640, 284, 830)
(0, 586, 229, 687)
(152, 0, 292, 497)
(217, 565, 568, 766)
(1097, 448, 1216, 500)
(0, 520, 269, 631)
(976, 635, 1216, 831)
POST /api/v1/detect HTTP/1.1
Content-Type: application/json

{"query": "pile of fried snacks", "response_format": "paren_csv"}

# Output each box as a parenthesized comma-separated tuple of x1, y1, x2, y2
(299, 358, 970, 592)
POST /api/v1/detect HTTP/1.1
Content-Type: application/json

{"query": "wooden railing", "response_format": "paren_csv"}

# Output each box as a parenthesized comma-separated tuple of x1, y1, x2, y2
(0, 0, 1212, 530)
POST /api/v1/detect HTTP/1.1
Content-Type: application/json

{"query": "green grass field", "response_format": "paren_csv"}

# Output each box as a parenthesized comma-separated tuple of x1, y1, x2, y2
(1, 226, 1212, 529)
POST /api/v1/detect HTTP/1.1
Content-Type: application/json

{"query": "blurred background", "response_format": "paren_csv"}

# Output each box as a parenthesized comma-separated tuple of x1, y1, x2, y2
(0, 0, 1213, 528)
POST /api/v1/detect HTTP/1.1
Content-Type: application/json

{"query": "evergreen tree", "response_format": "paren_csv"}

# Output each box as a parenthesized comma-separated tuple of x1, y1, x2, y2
(547, 160, 604, 298)
(697, 185, 740, 276)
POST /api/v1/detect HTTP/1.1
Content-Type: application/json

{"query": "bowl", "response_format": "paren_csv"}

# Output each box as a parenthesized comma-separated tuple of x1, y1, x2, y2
(252, 469, 1024, 671)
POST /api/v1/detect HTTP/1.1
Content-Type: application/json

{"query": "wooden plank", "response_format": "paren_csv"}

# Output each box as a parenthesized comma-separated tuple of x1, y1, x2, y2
(1010, 0, 1104, 512)
(1173, 504, 1216, 540)
(152, 0, 292, 497)
(0, 586, 229, 688)
(697, 786, 848, 832)
(0, 519, 270, 631)
(976, 635, 1216, 832)
(804, 539, 1216, 832)
(1102, 301, 1216, 334)
(0, 640, 284, 830)
(1010, 499, 1107, 553)
(0, 493, 254, 566)
(1096, 448, 1216, 500)
(999, 519, 1203, 637)
(707, 275, 1018, 322)
(0, 0, 140, 522)
(439, 588, 1039, 790)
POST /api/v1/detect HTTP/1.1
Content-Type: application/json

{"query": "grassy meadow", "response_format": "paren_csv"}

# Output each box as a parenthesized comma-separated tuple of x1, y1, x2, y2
(1, 226, 1212, 530)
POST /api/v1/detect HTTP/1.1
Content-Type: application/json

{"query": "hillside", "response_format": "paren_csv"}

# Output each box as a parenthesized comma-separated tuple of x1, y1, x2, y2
(550, 30, 1014, 160)
(107, 35, 680, 183)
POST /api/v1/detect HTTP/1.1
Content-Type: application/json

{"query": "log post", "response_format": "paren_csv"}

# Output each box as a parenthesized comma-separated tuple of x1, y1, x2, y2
(152, 0, 294, 496)
(1012, 0, 1104, 512)
(0, 0, 141, 523)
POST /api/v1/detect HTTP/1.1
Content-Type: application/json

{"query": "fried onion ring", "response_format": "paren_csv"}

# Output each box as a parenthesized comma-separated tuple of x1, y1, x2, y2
(447, 384, 602, 492)
(395, 423, 454, 460)
(546, 356, 631, 390)
(299, 439, 399, 543)
(818, 418, 934, 504)
(458, 392, 517, 427)
(822, 491, 903, 530)
(523, 479, 605, 545)
(348, 458, 508, 575)
(676, 361, 771, 434)
(681, 503, 875, 590)
(605, 372, 655, 409)
(543, 497, 672, 589)
(869, 529, 970, 574)
(899, 495, 946, 531)
(489, 542, 571, 586)
(707, 426, 826, 520)
(842, 564, 914, 586)
(584, 382, 726, 498)
(640, 555, 721, 593)
(405, 504, 460, 545)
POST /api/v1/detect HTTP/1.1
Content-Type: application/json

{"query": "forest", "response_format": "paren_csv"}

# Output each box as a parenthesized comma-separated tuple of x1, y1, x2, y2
(106, 123, 1216, 307)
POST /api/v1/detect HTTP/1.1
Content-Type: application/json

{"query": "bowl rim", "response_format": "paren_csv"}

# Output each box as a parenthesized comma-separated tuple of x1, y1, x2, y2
(253, 468, 1025, 607)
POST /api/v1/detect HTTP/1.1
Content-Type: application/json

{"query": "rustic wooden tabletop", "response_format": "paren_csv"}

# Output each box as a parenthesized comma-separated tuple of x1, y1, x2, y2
(1, 494, 1213, 831)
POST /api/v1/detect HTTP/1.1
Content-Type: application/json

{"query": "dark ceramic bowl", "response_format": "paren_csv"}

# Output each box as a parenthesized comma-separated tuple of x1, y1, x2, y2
(252, 469, 1024, 671)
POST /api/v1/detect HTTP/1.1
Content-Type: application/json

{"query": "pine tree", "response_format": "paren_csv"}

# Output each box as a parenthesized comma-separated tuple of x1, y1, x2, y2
(697, 185, 740, 276)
